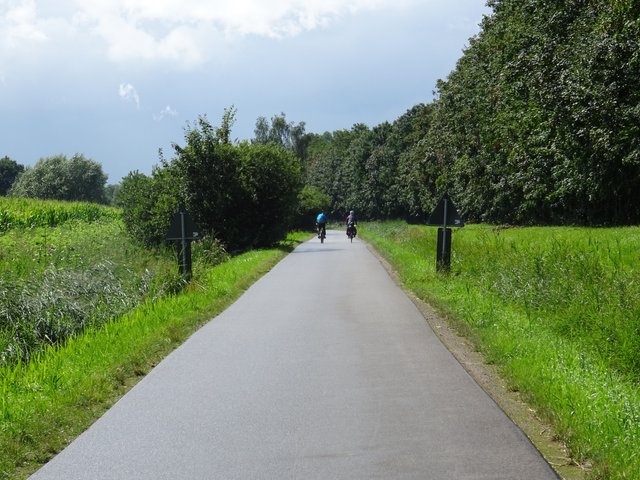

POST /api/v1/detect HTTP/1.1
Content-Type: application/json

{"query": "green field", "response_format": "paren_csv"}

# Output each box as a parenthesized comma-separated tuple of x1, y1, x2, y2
(0, 197, 119, 231)
(361, 222, 640, 480)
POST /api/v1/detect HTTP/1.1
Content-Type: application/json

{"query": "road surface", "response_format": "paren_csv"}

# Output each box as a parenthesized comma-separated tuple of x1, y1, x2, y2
(30, 230, 558, 479)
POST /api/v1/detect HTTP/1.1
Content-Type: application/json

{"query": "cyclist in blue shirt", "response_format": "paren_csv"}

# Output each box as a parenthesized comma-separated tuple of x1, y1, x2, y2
(316, 212, 327, 238)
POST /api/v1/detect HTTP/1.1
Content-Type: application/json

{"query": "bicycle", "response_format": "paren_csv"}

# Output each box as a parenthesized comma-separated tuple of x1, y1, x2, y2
(317, 223, 327, 243)
(346, 222, 357, 242)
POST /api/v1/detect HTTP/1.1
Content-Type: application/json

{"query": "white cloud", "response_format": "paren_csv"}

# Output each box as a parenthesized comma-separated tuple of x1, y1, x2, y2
(3, 0, 422, 67)
(118, 83, 140, 109)
(154, 105, 177, 121)
(1, 0, 48, 47)
(77, 0, 408, 36)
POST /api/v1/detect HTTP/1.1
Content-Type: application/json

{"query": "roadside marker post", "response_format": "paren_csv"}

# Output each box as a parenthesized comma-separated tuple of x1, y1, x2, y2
(166, 206, 201, 281)
(427, 193, 464, 272)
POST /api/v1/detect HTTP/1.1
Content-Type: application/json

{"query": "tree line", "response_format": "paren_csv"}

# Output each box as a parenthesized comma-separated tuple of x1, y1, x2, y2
(306, 0, 640, 225)
(0, 111, 322, 252)
(3, 0, 639, 248)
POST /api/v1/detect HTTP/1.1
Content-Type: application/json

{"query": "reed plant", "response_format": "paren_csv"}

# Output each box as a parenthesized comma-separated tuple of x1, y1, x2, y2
(0, 200, 178, 368)
(361, 222, 640, 480)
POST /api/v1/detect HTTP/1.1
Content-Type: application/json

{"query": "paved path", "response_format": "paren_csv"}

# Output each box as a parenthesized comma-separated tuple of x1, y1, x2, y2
(30, 230, 558, 479)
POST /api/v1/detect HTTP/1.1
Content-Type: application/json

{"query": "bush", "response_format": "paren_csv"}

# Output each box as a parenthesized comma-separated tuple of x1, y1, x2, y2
(294, 185, 332, 229)
(117, 168, 180, 247)
(170, 114, 302, 250)
(192, 235, 229, 267)
(235, 142, 301, 246)
(0, 156, 24, 196)
(118, 112, 303, 250)
(9, 154, 108, 204)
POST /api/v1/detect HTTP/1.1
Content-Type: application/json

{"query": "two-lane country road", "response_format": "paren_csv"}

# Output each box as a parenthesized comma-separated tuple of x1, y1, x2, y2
(30, 230, 558, 479)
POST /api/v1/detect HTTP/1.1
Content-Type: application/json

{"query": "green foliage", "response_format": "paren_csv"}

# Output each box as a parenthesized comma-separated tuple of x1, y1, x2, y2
(362, 221, 640, 479)
(217, 105, 238, 145)
(294, 185, 332, 229)
(191, 235, 229, 268)
(0, 201, 177, 368)
(0, 157, 24, 196)
(305, 104, 433, 220)
(252, 112, 312, 164)
(8, 154, 108, 204)
(235, 142, 301, 246)
(119, 111, 302, 250)
(117, 169, 180, 247)
(170, 115, 244, 247)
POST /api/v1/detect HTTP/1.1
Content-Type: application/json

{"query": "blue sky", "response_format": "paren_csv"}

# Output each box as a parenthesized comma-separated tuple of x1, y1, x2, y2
(1, 1, 490, 183)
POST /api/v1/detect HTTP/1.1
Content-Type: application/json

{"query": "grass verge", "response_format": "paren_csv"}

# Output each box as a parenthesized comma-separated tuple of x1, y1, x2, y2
(1, 218, 179, 367)
(360, 222, 640, 480)
(0, 232, 308, 480)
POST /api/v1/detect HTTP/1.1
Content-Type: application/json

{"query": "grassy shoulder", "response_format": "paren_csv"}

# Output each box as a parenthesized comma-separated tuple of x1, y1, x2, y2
(360, 222, 640, 480)
(1, 232, 308, 480)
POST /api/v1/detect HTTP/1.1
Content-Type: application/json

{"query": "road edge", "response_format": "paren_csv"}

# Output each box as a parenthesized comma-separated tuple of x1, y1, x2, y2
(364, 242, 588, 480)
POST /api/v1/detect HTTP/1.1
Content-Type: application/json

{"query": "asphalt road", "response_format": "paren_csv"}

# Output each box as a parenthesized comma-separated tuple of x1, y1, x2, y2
(30, 230, 558, 479)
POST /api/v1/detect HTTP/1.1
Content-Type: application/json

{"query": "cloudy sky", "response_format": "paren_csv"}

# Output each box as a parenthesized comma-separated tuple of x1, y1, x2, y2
(0, 0, 490, 183)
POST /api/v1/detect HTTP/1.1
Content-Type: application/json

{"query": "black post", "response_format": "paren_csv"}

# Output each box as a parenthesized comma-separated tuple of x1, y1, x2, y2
(427, 192, 463, 273)
(178, 211, 193, 281)
(436, 197, 451, 272)
(177, 241, 193, 281)
(436, 227, 452, 272)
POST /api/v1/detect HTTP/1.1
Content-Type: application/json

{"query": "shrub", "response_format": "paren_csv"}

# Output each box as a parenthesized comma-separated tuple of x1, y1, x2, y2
(120, 112, 303, 251)
(294, 185, 332, 229)
(9, 154, 108, 204)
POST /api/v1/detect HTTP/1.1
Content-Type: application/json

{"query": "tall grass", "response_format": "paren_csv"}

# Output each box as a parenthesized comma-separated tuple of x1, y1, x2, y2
(361, 222, 640, 480)
(0, 200, 179, 368)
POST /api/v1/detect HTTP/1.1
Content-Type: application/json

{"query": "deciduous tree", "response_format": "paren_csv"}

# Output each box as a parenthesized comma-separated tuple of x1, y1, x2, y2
(9, 154, 107, 203)
(0, 156, 24, 196)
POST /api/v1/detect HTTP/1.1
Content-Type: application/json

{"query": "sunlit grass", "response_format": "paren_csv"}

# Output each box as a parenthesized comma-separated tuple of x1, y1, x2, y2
(0, 197, 118, 231)
(361, 222, 640, 480)
(0, 218, 179, 367)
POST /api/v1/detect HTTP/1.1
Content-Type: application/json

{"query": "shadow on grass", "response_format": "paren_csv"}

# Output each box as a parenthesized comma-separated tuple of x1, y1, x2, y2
(272, 231, 314, 254)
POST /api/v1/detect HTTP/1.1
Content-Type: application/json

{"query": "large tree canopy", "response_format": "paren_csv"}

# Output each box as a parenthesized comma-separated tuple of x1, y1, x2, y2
(305, 104, 433, 220)
(305, 0, 640, 226)
(119, 111, 302, 250)
(427, 0, 640, 225)
(9, 154, 108, 203)
(252, 113, 313, 169)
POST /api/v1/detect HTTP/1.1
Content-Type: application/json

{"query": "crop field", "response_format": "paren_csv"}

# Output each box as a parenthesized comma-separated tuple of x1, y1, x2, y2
(0, 197, 119, 231)
(361, 222, 640, 480)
